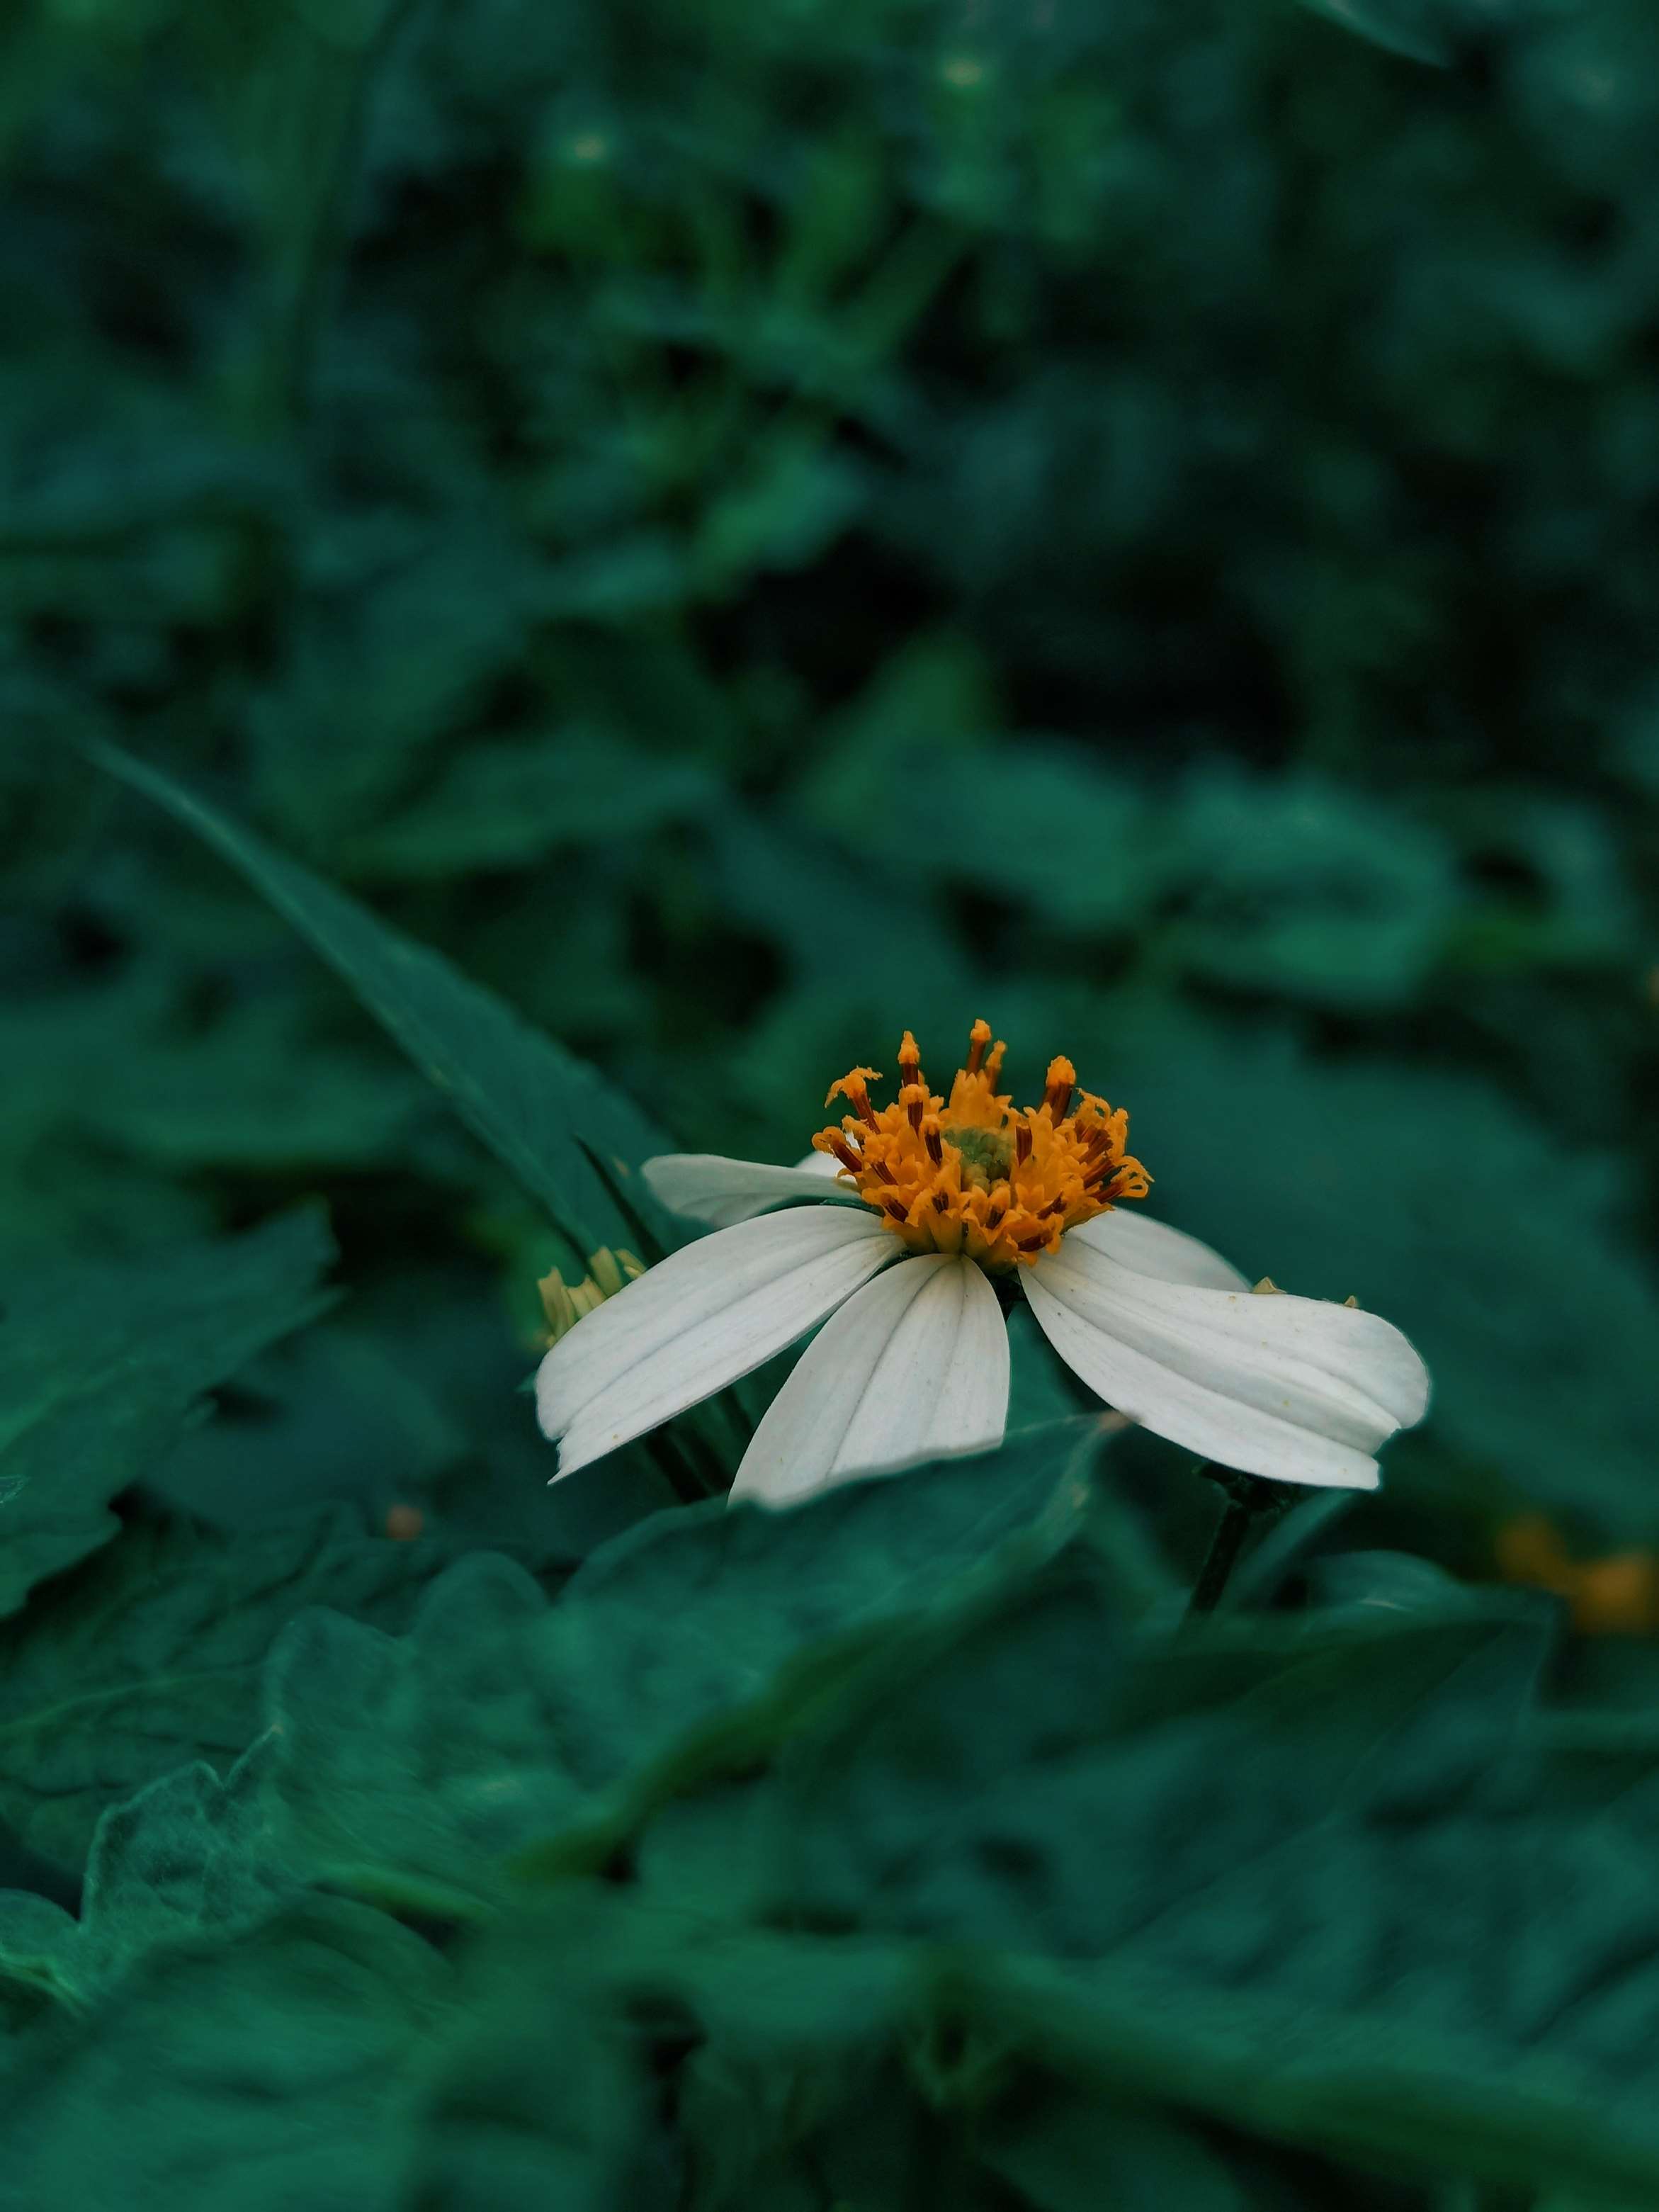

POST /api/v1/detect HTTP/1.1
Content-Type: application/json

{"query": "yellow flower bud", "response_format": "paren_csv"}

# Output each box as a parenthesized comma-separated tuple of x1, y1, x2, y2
(538, 1248, 646, 1345)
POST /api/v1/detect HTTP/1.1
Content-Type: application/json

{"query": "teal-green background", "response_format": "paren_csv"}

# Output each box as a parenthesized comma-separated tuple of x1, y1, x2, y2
(5, 3, 1659, 2203)
(7, 0, 1656, 1565)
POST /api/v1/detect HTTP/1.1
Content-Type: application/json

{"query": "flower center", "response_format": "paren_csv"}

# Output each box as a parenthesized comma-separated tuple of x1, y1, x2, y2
(813, 1019, 1150, 1272)
(950, 1123, 1015, 1191)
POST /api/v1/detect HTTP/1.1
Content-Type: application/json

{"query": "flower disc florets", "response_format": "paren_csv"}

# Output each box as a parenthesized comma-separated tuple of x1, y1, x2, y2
(812, 1020, 1150, 1273)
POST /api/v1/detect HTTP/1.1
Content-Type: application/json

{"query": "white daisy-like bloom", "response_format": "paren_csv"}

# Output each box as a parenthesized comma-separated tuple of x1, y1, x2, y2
(537, 1021, 1430, 1508)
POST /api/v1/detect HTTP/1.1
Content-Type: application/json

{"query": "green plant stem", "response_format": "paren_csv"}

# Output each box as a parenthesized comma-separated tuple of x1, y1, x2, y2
(1184, 1468, 1275, 1618)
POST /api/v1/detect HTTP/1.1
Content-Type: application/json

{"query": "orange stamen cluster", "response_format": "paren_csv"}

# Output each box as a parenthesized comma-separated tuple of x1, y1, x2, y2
(812, 1022, 1150, 1272)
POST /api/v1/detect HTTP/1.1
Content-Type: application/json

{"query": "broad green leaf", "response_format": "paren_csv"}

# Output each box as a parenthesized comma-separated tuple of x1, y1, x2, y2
(399, 1893, 1317, 2212)
(768, 1571, 1551, 1951)
(511, 1566, 1659, 2203)
(260, 1552, 567, 1911)
(260, 1418, 1116, 1900)
(0, 1751, 295, 2017)
(545, 1413, 1122, 1787)
(0, 1894, 451, 2212)
(0, 1770, 659, 2212)
(0, 1210, 336, 1617)
(91, 743, 674, 1260)
(0, 1507, 460, 1873)
(616, 1573, 1659, 2202)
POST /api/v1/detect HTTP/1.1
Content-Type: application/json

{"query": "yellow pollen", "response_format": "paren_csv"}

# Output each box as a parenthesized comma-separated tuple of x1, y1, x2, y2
(825, 1066, 881, 1127)
(811, 1020, 1150, 1272)
(1043, 1055, 1076, 1119)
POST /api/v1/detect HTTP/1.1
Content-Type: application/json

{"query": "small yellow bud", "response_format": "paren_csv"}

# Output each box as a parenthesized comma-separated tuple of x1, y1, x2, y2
(537, 1271, 579, 1338)
(538, 1248, 647, 1345)
(1251, 1276, 1284, 1296)
(586, 1246, 642, 1298)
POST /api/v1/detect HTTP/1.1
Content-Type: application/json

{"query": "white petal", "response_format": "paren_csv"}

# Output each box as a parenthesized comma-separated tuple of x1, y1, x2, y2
(1066, 1208, 1251, 1292)
(730, 1255, 1010, 1508)
(538, 1205, 898, 1477)
(643, 1149, 846, 1227)
(1023, 1238, 1429, 1489)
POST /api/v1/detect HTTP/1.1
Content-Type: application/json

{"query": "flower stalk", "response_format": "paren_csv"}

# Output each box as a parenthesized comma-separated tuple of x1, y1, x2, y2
(1184, 1466, 1281, 1618)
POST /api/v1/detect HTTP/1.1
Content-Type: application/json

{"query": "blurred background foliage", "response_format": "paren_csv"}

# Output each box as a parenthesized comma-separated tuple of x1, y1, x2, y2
(3, 0, 1658, 1588)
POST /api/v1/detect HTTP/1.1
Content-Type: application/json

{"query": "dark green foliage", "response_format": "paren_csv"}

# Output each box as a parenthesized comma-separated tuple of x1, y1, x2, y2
(11, 1435, 1659, 2208)
(6, 0, 1658, 1548)
(0, 1212, 336, 1615)
(3, 1389, 1659, 2203)
(257, 1421, 1112, 1907)
(4, 0, 1659, 2201)
(95, 743, 675, 1268)
(0, 1509, 458, 1875)
(1, 1895, 452, 2211)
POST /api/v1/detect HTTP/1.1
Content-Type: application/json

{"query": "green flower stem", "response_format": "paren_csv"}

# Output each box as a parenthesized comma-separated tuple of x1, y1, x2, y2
(1184, 1466, 1278, 1618)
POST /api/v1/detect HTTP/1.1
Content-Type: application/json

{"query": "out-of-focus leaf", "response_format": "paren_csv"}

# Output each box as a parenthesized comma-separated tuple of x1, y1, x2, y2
(800, 645, 1153, 934)
(0, 1210, 336, 1616)
(1226, 1488, 1357, 1608)
(459, 1571, 1659, 2207)
(259, 1552, 564, 1912)
(400, 1922, 671, 2212)
(0, 1893, 451, 2212)
(259, 1418, 1116, 1900)
(92, 744, 673, 1260)
(1301, 1547, 1478, 1613)
(247, 528, 537, 845)
(0, 1758, 662, 2211)
(1080, 1005, 1659, 1535)
(1159, 767, 1461, 1008)
(0, 1753, 295, 2017)
(1294, 0, 1459, 65)
(978, 2085, 1247, 2212)
(603, 1577, 1659, 2203)
(0, 1508, 457, 1874)
(140, 1311, 473, 1532)
(542, 1413, 1121, 1787)
(76, 1002, 431, 1171)
(693, 430, 868, 594)
(765, 1571, 1549, 1948)
(1301, 0, 1534, 69)
(145, 1282, 676, 1567)
(336, 730, 716, 882)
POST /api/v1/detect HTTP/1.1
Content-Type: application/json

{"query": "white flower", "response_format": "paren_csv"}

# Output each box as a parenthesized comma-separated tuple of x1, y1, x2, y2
(536, 1022, 1429, 1508)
